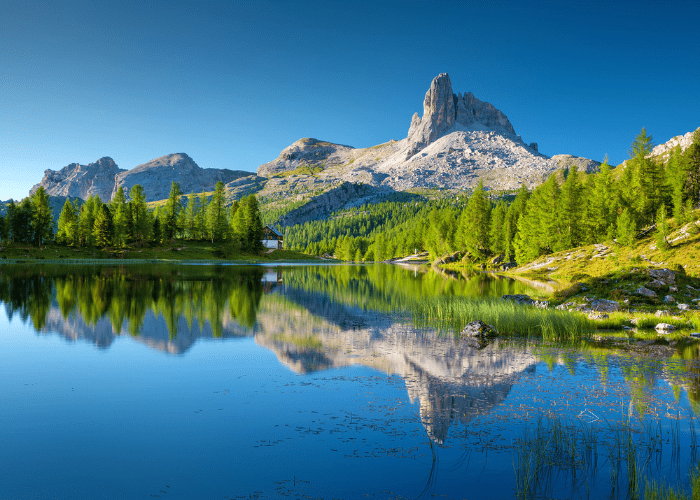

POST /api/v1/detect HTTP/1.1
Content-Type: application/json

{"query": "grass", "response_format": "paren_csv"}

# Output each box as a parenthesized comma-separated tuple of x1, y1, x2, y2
(514, 413, 700, 500)
(0, 241, 320, 263)
(411, 297, 594, 342)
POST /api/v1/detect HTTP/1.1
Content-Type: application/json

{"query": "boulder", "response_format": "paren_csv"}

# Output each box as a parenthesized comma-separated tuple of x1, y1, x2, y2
(655, 310, 671, 317)
(655, 323, 677, 333)
(664, 295, 676, 303)
(678, 303, 691, 311)
(648, 268, 676, 285)
(589, 299, 620, 312)
(460, 321, 498, 338)
(491, 254, 505, 265)
(588, 312, 609, 320)
(502, 294, 549, 309)
(501, 262, 517, 270)
(645, 279, 667, 290)
(690, 333, 700, 338)
(635, 286, 657, 298)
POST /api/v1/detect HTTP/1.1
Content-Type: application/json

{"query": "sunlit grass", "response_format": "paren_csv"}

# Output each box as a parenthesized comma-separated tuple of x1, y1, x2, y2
(412, 297, 594, 341)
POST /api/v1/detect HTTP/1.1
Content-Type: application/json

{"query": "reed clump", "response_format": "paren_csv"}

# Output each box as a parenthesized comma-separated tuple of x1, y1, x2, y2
(412, 297, 594, 341)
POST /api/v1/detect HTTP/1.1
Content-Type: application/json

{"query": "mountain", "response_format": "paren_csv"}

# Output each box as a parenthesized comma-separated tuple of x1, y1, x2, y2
(31, 153, 250, 202)
(111, 153, 249, 201)
(256, 73, 601, 194)
(30, 157, 124, 201)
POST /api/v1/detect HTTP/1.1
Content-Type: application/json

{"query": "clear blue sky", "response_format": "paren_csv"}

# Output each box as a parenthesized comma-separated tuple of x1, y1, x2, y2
(2, 0, 699, 201)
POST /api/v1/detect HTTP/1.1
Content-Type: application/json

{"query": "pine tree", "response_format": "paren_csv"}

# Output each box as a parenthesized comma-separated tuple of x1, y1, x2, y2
(616, 208, 636, 247)
(57, 199, 78, 245)
(182, 192, 199, 240)
(558, 166, 583, 250)
(196, 192, 208, 240)
(489, 200, 507, 255)
(5, 201, 17, 243)
(684, 129, 700, 206)
(12, 198, 33, 243)
(589, 159, 614, 241)
(30, 186, 53, 247)
(655, 204, 669, 250)
(206, 181, 227, 243)
(243, 194, 263, 253)
(0, 215, 6, 244)
(629, 128, 659, 226)
(459, 180, 491, 257)
(110, 186, 128, 247)
(162, 181, 182, 242)
(93, 204, 114, 248)
(129, 185, 150, 246)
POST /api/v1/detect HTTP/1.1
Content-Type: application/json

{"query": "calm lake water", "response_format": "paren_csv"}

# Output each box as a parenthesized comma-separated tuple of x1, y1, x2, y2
(1, 263, 700, 499)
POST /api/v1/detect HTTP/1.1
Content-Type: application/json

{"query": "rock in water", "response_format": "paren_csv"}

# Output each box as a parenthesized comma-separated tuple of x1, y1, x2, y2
(655, 323, 677, 333)
(460, 321, 498, 338)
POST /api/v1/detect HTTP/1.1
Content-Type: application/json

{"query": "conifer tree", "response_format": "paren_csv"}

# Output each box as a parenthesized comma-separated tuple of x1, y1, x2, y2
(162, 181, 182, 242)
(243, 195, 264, 253)
(196, 192, 208, 240)
(12, 198, 33, 243)
(558, 166, 584, 249)
(489, 200, 506, 255)
(182, 193, 199, 240)
(110, 186, 128, 247)
(655, 204, 669, 250)
(684, 130, 700, 206)
(207, 181, 228, 243)
(93, 204, 114, 247)
(78, 195, 102, 247)
(616, 208, 636, 247)
(129, 185, 150, 246)
(0, 215, 6, 244)
(459, 180, 491, 256)
(589, 159, 614, 241)
(5, 201, 17, 243)
(30, 186, 53, 247)
(57, 199, 77, 245)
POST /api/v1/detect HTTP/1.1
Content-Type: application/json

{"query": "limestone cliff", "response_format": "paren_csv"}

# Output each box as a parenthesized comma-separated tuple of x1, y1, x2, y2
(112, 153, 249, 201)
(30, 157, 124, 201)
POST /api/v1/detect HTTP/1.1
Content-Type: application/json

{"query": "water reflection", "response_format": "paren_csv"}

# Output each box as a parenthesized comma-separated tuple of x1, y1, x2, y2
(3, 263, 700, 445)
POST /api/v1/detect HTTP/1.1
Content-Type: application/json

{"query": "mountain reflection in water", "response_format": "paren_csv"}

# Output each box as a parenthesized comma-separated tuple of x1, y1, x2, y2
(3, 263, 700, 445)
(0, 263, 543, 442)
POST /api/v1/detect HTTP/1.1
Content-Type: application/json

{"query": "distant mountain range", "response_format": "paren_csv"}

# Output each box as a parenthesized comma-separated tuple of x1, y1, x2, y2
(26, 73, 698, 226)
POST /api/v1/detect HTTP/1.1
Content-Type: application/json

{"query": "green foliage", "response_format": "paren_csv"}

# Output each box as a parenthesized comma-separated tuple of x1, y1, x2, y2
(616, 208, 636, 247)
(30, 187, 53, 247)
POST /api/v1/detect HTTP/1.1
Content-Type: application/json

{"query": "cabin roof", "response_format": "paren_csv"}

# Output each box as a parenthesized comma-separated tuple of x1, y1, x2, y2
(263, 225, 284, 237)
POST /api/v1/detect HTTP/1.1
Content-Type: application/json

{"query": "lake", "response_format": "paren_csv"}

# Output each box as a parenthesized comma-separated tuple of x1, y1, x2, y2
(1, 263, 699, 499)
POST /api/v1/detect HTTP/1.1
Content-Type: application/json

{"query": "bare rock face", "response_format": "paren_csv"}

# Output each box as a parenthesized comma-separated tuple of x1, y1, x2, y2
(405, 73, 456, 159)
(30, 157, 124, 201)
(551, 154, 601, 174)
(404, 74, 516, 160)
(112, 153, 248, 201)
(257, 138, 356, 177)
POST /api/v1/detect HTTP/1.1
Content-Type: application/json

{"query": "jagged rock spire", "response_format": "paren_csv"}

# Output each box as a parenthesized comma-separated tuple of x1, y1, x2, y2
(404, 73, 516, 159)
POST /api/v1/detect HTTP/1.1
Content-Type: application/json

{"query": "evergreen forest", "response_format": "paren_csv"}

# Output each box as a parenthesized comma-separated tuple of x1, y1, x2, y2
(285, 129, 700, 264)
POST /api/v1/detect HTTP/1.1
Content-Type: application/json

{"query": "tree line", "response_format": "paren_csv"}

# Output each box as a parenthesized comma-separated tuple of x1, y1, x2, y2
(0, 181, 265, 253)
(286, 128, 700, 263)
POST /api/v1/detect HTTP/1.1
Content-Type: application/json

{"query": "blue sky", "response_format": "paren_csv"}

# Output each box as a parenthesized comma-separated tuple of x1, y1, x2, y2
(2, 0, 699, 201)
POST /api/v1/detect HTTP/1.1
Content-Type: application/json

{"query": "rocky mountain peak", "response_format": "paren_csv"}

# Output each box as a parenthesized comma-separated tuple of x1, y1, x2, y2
(30, 156, 125, 201)
(404, 73, 517, 159)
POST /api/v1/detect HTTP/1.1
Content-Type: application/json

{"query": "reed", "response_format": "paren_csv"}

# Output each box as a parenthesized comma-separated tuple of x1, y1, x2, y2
(411, 297, 595, 341)
(514, 414, 699, 500)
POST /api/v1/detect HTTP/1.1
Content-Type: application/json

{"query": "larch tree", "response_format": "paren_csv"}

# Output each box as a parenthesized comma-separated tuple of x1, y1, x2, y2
(30, 186, 53, 247)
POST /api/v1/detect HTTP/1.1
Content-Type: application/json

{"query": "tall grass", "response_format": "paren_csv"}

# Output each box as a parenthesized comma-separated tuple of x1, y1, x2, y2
(514, 414, 700, 500)
(411, 297, 594, 342)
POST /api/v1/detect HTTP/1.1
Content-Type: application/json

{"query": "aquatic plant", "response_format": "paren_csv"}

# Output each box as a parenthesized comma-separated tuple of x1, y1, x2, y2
(411, 297, 594, 341)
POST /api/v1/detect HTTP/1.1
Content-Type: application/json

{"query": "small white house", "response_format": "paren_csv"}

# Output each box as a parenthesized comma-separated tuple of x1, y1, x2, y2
(262, 225, 283, 250)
